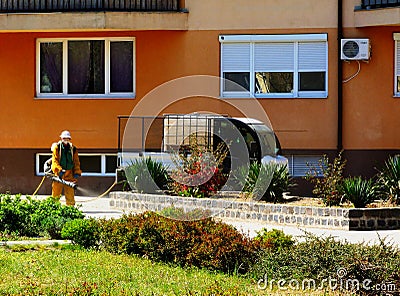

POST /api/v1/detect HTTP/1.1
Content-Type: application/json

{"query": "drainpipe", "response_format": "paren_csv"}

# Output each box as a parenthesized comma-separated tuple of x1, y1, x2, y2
(179, 0, 186, 11)
(337, 0, 343, 153)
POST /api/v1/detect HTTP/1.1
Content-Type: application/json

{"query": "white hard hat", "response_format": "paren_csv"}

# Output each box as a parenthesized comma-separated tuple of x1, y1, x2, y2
(60, 130, 71, 139)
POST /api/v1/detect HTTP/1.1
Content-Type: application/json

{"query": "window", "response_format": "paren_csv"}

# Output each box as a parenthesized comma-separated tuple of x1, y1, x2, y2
(36, 153, 117, 176)
(285, 154, 324, 177)
(393, 33, 400, 96)
(219, 34, 328, 98)
(37, 38, 135, 98)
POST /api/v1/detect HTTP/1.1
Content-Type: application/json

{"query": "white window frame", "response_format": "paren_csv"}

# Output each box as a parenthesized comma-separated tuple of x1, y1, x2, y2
(36, 153, 117, 176)
(219, 34, 328, 99)
(393, 33, 400, 97)
(36, 37, 135, 99)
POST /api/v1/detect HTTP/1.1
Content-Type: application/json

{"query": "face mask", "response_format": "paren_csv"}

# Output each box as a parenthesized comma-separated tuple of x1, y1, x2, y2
(62, 138, 70, 145)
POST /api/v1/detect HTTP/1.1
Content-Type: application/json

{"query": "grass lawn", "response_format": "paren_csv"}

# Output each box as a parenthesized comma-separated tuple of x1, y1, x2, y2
(0, 244, 263, 295)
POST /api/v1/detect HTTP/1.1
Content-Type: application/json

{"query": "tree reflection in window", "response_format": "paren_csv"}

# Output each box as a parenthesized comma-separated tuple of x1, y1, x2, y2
(40, 42, 63, 93)
(255, 72, 293, 94)
(68, 40, 105, 94)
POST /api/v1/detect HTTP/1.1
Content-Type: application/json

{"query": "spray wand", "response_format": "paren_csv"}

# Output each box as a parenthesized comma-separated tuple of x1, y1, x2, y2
(49, 175, 78, 189)
(44, 158, 78, 189)
(33, 159, 118, 199)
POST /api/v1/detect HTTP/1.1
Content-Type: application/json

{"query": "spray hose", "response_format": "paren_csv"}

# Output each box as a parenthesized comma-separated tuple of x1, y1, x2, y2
(78, 181, 118, 203)
(32, 157, 119, 202)
(32, 176, 46, 196)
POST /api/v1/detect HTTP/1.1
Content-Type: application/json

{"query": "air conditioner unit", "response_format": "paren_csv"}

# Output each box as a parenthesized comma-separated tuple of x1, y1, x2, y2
(341, 39, 370, 60)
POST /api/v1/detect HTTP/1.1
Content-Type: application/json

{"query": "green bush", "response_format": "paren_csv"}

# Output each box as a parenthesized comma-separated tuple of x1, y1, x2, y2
(251, 232, 400, 293)
(0, 194, 40, 237)
(235, 162, 293, 203)
(305, 151, 347, 206)
(253, 228, 294, 250)
(30, 197, 84, 239)
(158, 206, 211, 221)
(342, 176, 376, 208)
(376, 156, 400, 205)
(124, 157, 170, 193)
(97, 212, 258, 274)
(0, 194, 84, 239)
(61, 218, 101, 249)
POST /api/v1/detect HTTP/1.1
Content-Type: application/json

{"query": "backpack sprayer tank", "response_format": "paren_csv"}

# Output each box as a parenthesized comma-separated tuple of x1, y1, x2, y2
(44, 158, 78, 189)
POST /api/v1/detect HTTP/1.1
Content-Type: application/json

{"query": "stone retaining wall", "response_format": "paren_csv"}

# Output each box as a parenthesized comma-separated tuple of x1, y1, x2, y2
(109, 192, 400, 230)
(349, 208, 400, 230)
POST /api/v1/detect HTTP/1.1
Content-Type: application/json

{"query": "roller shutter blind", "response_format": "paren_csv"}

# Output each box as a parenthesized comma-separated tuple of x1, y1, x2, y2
(221, 43, 251, 72)
(298, 42, 327, 71)
(286, 155, 324, 177)
(396, 41, 400, 76)
(254, 43, 294, 71)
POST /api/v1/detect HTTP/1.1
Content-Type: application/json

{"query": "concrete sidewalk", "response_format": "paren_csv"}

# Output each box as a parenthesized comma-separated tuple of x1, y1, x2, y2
(224, 219, 400, 246)
(0, 240, 70, 246)
(75, 195, 123, 219)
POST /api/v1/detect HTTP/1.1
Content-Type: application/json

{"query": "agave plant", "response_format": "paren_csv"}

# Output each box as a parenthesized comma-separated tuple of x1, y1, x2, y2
(262, 163, 295, 203)
(124, 157, 169, 193)
(341, 176, 376, 208)
(234, 162, 294, 203)
(376, 156, 400, 205)
(235, 161, 262, 193)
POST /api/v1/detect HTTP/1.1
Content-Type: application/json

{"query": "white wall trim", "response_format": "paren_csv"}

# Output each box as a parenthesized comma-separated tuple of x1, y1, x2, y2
(219, 34, 328, 43)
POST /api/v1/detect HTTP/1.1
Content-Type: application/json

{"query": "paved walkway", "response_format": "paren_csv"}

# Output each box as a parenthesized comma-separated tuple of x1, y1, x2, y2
(224, 219, 400, 246)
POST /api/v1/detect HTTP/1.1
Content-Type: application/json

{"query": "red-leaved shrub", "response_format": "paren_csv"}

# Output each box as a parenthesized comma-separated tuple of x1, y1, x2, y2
(99, 212, 258, 273)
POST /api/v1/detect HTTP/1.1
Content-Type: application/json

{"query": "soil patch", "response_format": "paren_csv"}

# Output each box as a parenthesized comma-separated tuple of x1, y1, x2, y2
(217, 194, 396, 208)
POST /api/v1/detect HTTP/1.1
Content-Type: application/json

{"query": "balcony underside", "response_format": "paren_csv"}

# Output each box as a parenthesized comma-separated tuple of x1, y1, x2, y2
(360, 0, 400, 10)
(355, 6, 400, 26)
(0, 0, 181, 12)
(0, 11, 188, 31)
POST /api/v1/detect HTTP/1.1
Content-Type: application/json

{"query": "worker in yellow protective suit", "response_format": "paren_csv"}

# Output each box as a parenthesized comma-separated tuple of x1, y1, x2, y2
(51, 130, 82, 206)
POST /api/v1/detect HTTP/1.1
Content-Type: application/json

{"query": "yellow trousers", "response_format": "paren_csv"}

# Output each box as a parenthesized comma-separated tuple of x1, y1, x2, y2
(51, 170, 76, 206)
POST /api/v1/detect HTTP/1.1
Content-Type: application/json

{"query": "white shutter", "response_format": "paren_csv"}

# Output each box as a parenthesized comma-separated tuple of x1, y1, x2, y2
(396, 41, 400, 76)
(298, 42, 327, 71)
(285, 155, 324, 177)
(221, 43, 251, 72)
(254, 43, 294, 72)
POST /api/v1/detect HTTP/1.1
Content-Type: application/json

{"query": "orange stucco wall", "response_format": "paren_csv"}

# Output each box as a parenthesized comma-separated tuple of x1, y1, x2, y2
(0, 0, 398, 152)
(341, 27, 400, 149)
(0, 0, 400, 153)
(0, 28, 339, 151)
(1, 0, 399, 195)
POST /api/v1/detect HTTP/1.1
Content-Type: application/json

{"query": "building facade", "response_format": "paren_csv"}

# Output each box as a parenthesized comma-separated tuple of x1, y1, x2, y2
(0, 0, 399, 195)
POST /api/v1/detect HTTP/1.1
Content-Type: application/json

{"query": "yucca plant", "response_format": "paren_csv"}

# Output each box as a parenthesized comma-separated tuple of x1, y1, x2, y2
(234, 162, 293, 203)
(376, 156, 400, 205)
(234, 161, 261, 194)
(124, 157, 169, 193)
(342, 176, 376, 208)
